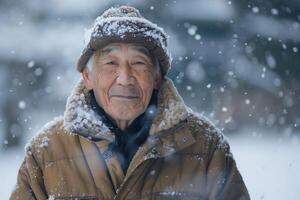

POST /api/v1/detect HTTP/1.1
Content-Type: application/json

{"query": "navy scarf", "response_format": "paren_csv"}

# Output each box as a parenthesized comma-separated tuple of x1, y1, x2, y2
(90, 90, 158, 173)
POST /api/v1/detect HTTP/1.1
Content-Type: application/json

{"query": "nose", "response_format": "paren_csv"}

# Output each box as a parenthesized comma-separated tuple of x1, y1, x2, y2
(116, 64, 135, 86)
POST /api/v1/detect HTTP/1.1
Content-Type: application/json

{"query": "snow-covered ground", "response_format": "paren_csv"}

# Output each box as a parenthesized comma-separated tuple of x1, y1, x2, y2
(229, 131, 300, 200)
(1, 130, 299, 200)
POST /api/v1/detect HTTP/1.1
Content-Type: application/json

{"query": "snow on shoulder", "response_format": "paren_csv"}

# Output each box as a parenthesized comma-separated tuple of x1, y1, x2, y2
(24, 116, 65, 156)
(188, 110, 231, 152)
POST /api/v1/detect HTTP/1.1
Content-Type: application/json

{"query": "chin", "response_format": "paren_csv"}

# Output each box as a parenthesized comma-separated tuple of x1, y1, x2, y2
(111, 107, 144, 121)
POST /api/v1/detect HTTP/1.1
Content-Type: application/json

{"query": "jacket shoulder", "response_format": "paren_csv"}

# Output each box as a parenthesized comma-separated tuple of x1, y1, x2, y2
(24, 116, 79, 166)
(186, 112, 230, 152)
(186, 113, 249, 200)
(25, 116, 65, 151)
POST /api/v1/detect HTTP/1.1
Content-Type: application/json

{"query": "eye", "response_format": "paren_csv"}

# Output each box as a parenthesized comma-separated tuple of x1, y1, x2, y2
(133, 61, 146, 65)
(105, 61, 117, 65)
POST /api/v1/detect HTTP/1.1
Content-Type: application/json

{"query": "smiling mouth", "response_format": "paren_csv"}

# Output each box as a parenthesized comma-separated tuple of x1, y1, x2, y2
(110, 95, 140, 99)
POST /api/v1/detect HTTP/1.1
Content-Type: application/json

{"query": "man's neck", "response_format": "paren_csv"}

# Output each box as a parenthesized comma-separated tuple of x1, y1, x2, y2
(114, 119, 134, 130)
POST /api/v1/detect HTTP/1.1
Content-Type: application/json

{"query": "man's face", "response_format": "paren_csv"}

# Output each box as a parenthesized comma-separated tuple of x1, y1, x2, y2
(82, 43, 161, 122)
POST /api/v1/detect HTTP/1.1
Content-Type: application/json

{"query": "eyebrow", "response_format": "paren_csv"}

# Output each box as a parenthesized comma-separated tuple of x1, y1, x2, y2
(100, 45, 121, 56)
(130, 46, 157, 66)
(129, 46, 152, 58)
(100, 45, 151, 56)
(97, 44, 155, 64)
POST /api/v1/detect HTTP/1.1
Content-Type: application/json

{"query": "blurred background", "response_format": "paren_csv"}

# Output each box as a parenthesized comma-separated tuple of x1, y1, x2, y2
(0, 0, 299, 199)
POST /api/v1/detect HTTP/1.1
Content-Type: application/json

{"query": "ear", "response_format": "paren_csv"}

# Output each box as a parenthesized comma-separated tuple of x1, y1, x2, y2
(82, 68, 94, 90)
(153, 72, 162, 90)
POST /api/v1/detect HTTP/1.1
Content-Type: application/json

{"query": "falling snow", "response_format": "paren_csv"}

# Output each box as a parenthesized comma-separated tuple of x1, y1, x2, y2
(18, 101, 26, 109)
(1, 1, 300, 200)
(252, 7, 259, 14)
(27, 61, 35, 68)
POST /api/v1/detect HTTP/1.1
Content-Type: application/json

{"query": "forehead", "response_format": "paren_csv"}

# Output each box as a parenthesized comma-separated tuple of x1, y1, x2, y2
(99, 43, 152, 57)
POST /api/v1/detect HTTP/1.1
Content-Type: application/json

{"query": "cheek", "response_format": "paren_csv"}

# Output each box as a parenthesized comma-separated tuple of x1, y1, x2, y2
(92, 70, 115, 106)
(136, 74, 155, 102)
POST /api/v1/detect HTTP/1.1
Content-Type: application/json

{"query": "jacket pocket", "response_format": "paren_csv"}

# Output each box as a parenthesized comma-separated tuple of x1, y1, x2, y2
(130, 191, 207, 200)
(52, 197, 98, 200)
(153, 191, 207, 200)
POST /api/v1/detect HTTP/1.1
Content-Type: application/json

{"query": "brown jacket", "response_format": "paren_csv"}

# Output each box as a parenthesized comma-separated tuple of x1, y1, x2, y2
(10, 78, 250, 200)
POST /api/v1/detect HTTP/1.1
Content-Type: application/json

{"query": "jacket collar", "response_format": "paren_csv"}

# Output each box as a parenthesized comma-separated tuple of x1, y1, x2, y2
(63, 77, 190, 142)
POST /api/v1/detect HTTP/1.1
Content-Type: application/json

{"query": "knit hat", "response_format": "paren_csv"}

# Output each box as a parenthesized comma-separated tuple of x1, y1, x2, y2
(77, 5, 172, 76)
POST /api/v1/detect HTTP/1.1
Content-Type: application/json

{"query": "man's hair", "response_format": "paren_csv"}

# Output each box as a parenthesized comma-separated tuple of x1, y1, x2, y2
(86, 55, 93, 71)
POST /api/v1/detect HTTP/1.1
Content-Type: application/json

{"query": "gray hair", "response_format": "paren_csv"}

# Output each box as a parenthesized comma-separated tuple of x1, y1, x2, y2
(85, 55, 94, 71)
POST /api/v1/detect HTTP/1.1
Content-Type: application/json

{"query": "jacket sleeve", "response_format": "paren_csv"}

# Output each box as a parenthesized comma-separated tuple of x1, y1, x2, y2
(10, 147, 47, 200)
(206, 135, 250, 200)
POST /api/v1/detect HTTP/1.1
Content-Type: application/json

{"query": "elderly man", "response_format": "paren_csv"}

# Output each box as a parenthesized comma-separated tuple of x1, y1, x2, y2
(11, 5, 250, 200)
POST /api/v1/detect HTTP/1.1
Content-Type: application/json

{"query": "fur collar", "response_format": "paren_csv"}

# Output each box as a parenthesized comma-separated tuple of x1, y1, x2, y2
(63, 77, 190, 141)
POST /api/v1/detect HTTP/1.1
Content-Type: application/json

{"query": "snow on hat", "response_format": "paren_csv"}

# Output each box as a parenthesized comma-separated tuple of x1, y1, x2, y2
(77, 5, 172, 76)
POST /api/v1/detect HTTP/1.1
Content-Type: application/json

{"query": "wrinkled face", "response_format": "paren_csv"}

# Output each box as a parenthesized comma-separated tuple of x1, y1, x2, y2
(82, 43, 162, 122)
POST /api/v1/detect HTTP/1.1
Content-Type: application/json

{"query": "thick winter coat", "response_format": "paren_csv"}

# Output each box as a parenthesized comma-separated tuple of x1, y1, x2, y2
(10, 78, 250, 200)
